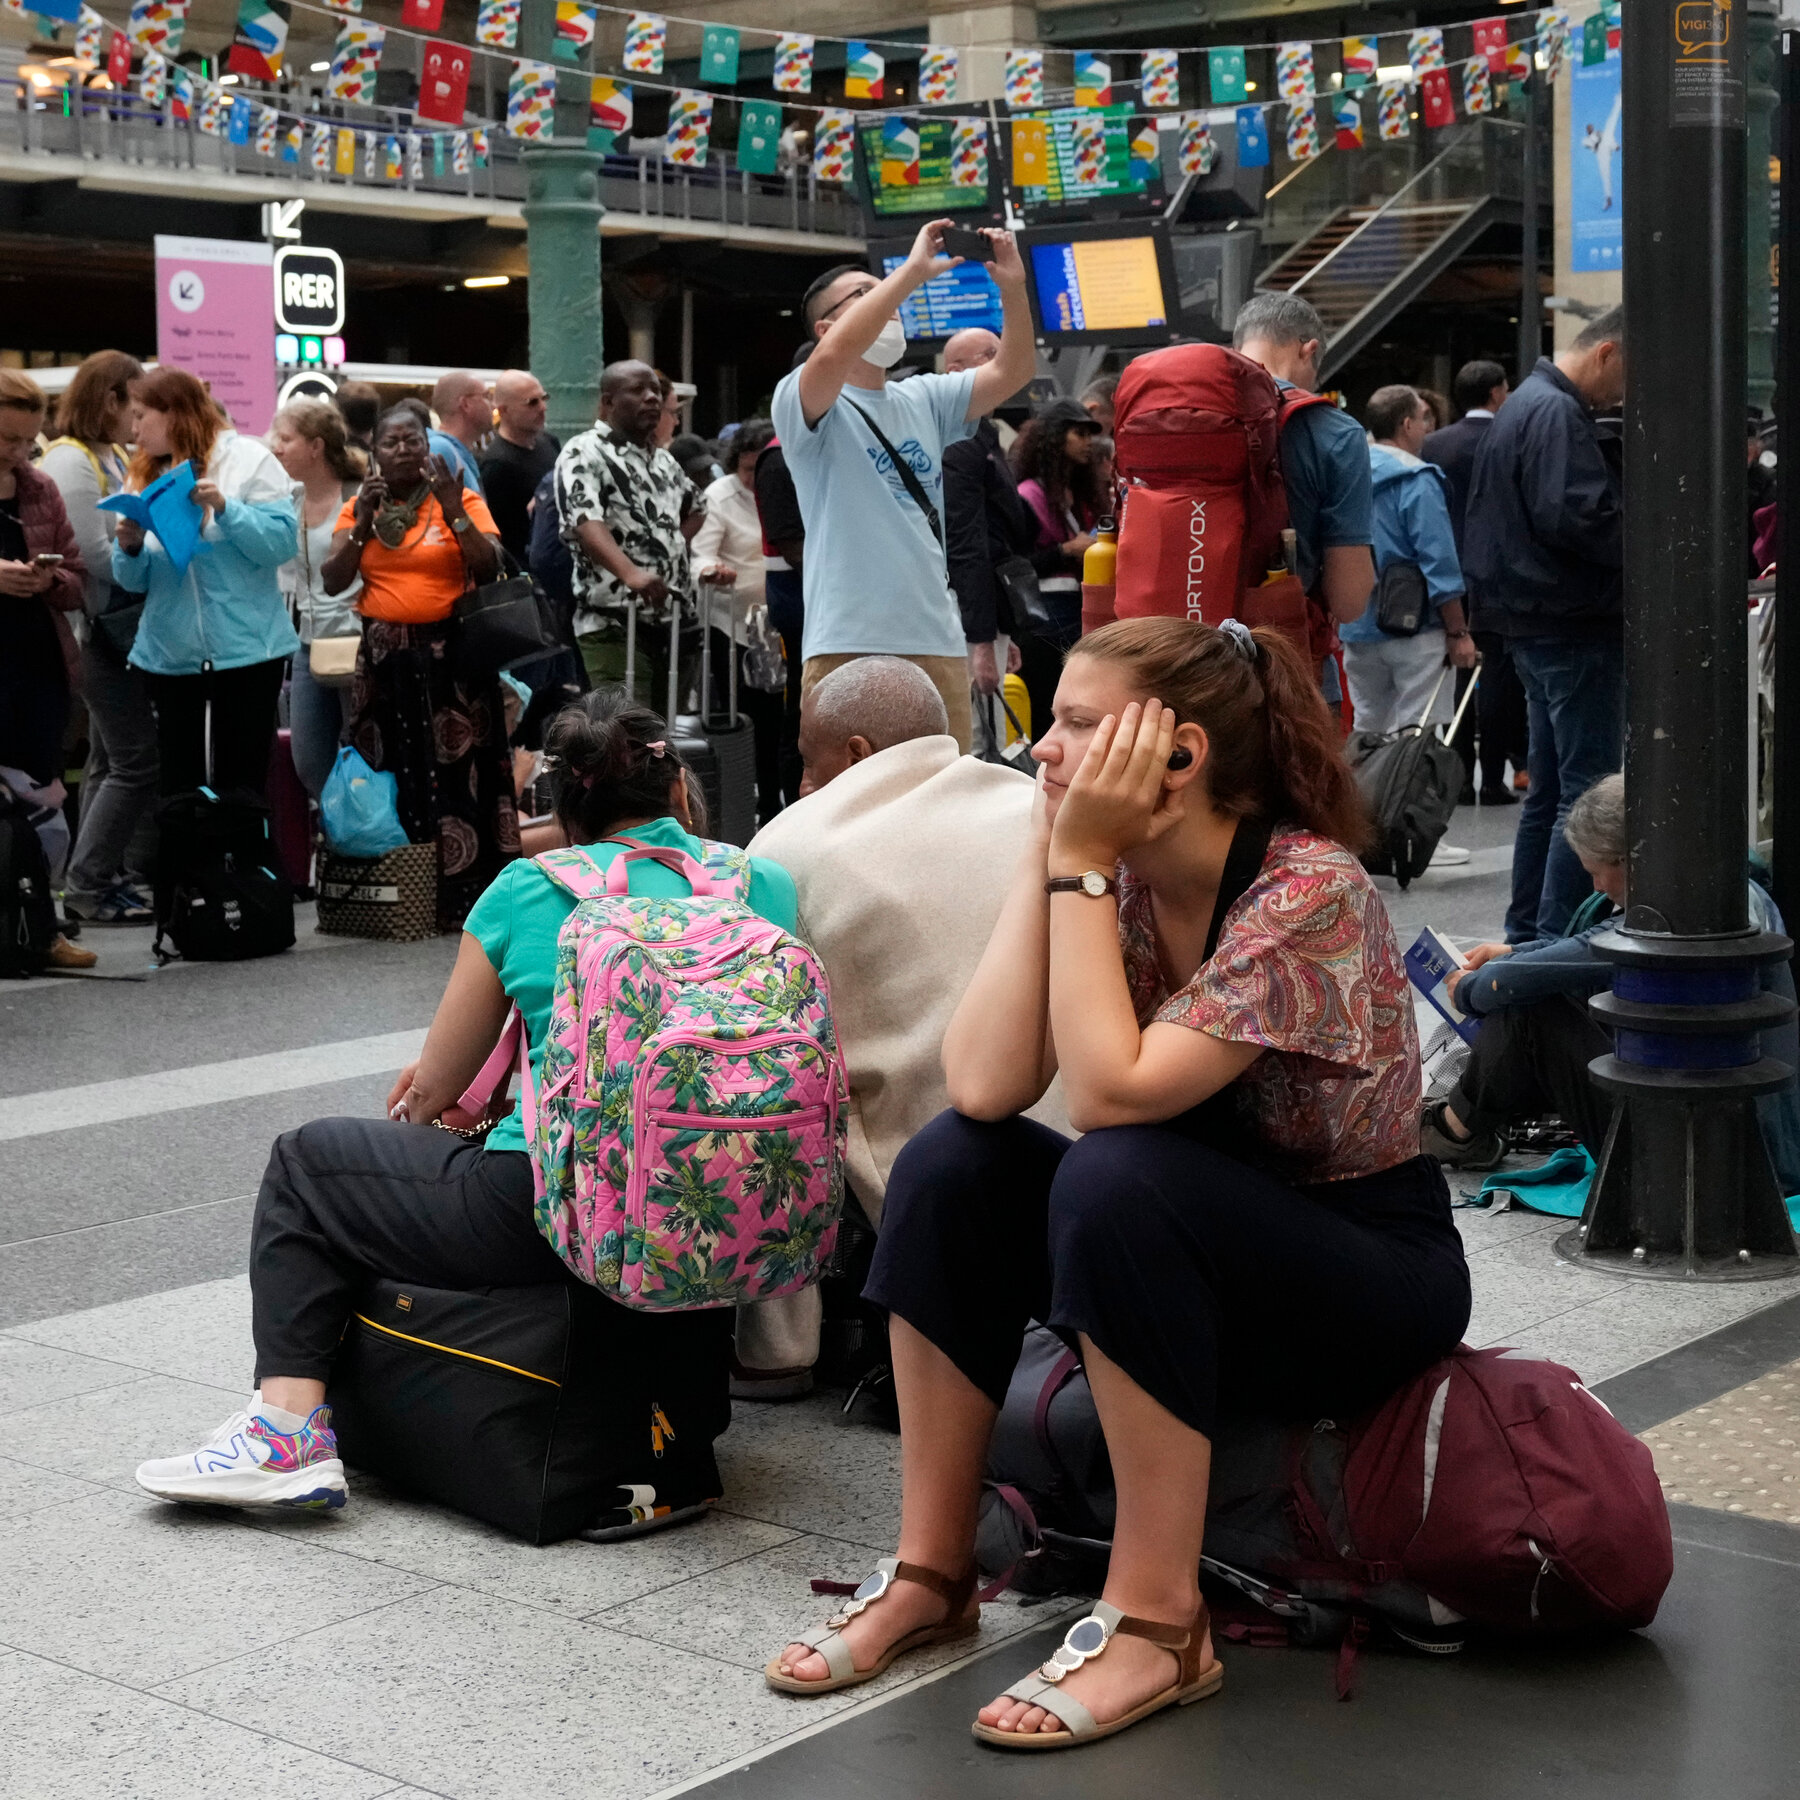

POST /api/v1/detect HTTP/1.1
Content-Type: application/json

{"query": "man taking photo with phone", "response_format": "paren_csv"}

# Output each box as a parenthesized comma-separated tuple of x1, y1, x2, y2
(772, 219, 1034, 752)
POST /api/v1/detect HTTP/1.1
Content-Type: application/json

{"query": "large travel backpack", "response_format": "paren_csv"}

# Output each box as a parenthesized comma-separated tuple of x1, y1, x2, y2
(462, 837, 848, 1311)
(1108, 344, 1334, 663)
(0, 777, 58, 979)
(1346, 664, 1473, 888)
(153, 785, 296, 963)
(977, 1327, 1673, 1675)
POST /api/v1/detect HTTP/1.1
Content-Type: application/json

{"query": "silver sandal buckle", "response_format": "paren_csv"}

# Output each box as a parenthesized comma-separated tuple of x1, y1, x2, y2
(827, 1566, 891, 1629)
(1038, 1612, 1112, 1683)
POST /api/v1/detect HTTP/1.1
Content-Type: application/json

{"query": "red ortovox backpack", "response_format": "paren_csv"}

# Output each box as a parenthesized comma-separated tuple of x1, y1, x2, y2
(1107, 343, 1334, 663)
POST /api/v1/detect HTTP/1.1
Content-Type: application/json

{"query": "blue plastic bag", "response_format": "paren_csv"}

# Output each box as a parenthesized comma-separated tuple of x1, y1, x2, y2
(320, 746, 409, 859)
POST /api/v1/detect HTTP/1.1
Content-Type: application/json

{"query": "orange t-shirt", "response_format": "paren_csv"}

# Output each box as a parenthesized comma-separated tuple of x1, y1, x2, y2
(337, 489, 499, 625)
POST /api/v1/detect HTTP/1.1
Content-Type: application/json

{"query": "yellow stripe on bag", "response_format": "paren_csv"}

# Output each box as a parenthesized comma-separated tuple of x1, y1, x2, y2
(351, 1313, 562, 1387)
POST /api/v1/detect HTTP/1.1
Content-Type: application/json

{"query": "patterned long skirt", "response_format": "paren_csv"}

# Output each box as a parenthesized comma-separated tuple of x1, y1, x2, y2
(348, 618, 520, 929)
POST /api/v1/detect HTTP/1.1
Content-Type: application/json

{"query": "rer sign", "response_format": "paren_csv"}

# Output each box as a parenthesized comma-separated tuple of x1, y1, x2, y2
(274, 245, 346, 334)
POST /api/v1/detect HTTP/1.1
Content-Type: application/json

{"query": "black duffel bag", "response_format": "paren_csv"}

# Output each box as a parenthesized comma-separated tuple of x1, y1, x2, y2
(1346, 663, 1472, 890)
(153, 785, 296, 964)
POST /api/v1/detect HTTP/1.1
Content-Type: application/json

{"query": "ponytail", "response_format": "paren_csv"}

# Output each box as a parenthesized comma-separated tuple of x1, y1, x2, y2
(1073, 616, 1373, 853)
(544, 689, 708, 842)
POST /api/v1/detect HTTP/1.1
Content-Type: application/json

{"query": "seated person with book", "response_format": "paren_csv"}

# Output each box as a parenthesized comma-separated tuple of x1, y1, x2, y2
(1422, 773, 1800, 1187)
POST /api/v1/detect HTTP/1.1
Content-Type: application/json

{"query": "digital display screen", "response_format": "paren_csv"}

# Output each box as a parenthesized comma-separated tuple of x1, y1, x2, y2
(1016, 106, 1159, 207)
(857, 117, 990, 215)
(1029, 235, 1169, 335)
(882, 255, 1004, 341)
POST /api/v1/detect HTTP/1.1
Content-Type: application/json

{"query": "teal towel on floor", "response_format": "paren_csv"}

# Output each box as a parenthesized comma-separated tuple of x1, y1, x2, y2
(1477, 1149, 1800, 1228)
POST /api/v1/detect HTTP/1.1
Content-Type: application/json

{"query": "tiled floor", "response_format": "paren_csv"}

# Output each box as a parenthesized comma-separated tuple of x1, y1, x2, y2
(1640, 1357, 1800, 1527)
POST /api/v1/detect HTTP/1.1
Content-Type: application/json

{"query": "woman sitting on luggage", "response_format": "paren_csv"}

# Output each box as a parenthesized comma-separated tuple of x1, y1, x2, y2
(319, 404, 517, 929)
(767, 615, 1471, 1749)
(135, 689, 797, 1523)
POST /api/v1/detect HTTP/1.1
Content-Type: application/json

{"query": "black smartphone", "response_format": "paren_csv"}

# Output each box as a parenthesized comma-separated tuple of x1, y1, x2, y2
(940, 225, 995, 263)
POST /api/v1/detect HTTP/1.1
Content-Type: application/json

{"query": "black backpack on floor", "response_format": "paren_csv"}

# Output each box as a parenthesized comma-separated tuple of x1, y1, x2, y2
(1346, 664, 1474, 890)
(153, 785, 296, 964)
(0, 779, 57, 979)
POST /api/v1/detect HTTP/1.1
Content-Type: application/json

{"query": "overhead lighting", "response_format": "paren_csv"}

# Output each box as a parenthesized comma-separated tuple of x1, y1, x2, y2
(463, 275, 510, 288)
(1243, 80, 1258, 92)
(310, 60, 330, 72)
(219, 73, 238, 84)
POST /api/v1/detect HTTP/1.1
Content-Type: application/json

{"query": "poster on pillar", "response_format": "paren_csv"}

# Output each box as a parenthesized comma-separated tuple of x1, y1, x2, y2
(1570, 43, 1622, 270)
(153, 236, 276, 437)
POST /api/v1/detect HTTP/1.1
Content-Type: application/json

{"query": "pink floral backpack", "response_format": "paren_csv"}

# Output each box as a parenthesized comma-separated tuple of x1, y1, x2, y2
(464, 838, 847, 1311)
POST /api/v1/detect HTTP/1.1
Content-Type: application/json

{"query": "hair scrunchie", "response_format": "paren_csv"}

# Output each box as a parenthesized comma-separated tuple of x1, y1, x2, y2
(1218, 618, 1259, 663)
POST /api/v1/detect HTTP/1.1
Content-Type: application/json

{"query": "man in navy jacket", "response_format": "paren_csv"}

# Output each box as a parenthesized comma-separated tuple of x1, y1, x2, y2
(1463, 309, 1625, 941)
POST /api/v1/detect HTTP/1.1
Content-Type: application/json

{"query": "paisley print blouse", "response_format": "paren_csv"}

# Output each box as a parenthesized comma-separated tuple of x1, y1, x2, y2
(1117, 825, 1422, 1183)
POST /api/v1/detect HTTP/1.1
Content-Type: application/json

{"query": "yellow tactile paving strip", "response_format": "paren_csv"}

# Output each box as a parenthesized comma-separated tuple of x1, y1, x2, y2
(1639, 1359, 1800, 1527)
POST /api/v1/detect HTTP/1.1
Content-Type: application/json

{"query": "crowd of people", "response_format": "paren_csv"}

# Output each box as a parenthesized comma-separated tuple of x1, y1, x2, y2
(6, 214, 1772, 1755)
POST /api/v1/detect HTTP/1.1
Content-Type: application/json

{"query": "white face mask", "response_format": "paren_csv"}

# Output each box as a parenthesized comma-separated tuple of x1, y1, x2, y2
(861, 318, 907, 370)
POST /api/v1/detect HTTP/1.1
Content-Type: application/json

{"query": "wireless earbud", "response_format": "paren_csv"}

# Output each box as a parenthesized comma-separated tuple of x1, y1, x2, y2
(1167, 747, 1194, 771)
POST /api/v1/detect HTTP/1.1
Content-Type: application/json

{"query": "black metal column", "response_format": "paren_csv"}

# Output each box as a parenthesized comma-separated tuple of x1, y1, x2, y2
(1517, 72, 1541, 386)
(1776, 31, 1800, 932)
(1557, 0, 1800, 1281)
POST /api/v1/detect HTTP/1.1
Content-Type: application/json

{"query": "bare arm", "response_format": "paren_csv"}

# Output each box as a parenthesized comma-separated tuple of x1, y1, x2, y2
(385, 934, 512, 1124)
(1321, 543, 1376, 623)
(966, 232, 1035, 419)
(321, 473, 384, 595)
(574, 516, 667, 601)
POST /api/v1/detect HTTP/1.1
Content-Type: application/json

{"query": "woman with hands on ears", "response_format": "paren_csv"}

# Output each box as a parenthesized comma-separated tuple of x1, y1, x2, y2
(764, 615, 1471, 1752)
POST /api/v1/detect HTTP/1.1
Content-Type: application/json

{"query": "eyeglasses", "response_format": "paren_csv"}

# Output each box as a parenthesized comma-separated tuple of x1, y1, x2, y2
(816, 285, 877, 324)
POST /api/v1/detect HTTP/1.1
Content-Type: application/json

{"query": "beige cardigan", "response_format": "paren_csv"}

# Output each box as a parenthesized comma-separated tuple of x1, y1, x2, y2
(747, 736, 1071, 1224)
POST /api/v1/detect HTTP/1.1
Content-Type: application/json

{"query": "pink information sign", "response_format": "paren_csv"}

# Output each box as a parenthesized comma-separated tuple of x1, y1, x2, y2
(153, 236, 277, 436)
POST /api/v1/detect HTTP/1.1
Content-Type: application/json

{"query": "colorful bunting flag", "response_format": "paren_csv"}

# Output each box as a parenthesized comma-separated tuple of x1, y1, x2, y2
(452, 130, 471, 173)
(811, 109, 853, 183)
(334, 127, 357, 176)
(844, 41, 882, 101)
(1011, 116, 1049, 185)
(1140, 49, 1180, 109)
(1334, 94, 1363, 150)
(622, 10, 663, 73)
(1341, 36, 1376, 90)
(323, 0, 361, 13)
(127, 0, 187, 57)
(400, 0, 443, 28)
(1420, 66, 1456, 129)
(552, 1, 594, 62)
(773, 33, 811, 95)
(949, 117, 986, 187)
(328, 23, 384, 104)
(879, 115, 920, 187)
(168, 66, 193, 120)
(228, 95, 254, 144)
(737, 98, 780, 173)
(506, 59, 556, 140)
(588, 75, 631, 146)
(1276, 42, 1313, 104)
(409, 132, 423, 180)
(308, 123, 330, 171)
(1472, 17, 1510, 75)
(472, 127, 489, 165)
(138, 47, 165, 103)
(1377, 80, 1411, 140)
(1070, 113, 1107, 188)
(1581, 13, 1608, 66)
(363, 130, 378, 177)
(475, 0, 518, 50)
(663, 88, 711, 166)
(918, 45, 956, 104)
(73, 5, 104, 65)
(283, 121, 302, 160)
(1463, 56, 1494, 115)
(226, 0, 288, 81)
(1285, 100, 1319, 163)
(1408, 28, 1446, 76)
(432, 133, 445, 177)
(383, 134, 403, 180)
(418, 41, 471, 125)
(1504, 42, 1532, 87)
(1178, 115, 1213, 177)
(1208, 46, 1247, 105)
(1235, 103, 1268, 168)
(1128, 122, 1160, 184)
(253, 104, 279, 154)
(1004, 49, 1043, 109)
(700, 24, 738, 85)
(28, 0, 80, 23)
(1073, 52, 1111, 108)
(107, 29, 131, 85)
(1539, 10, 1569, 79)
(195, 82, 222, 136)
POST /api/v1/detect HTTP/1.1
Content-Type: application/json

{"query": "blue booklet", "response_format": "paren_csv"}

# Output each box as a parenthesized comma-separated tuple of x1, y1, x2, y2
(1405, 927, 1482, 1046)
(98, 461, 206, 577)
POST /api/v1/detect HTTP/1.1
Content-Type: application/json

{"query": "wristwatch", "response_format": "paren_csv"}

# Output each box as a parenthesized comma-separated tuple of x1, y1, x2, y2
(1045, 871, 1119, 899)
(450, 513, 473, 534)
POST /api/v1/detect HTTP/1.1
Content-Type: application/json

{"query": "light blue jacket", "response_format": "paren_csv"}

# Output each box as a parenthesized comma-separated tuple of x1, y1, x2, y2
(115, 433, 301, 676)
(1340, 443, 1465, 645)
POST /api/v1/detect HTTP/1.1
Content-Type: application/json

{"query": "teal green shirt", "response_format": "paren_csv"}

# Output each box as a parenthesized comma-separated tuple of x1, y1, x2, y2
(462, 817, 799, 1155)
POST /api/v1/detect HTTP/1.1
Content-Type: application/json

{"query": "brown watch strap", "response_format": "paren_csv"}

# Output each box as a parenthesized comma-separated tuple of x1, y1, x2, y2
(1045, 874, 1119, 897)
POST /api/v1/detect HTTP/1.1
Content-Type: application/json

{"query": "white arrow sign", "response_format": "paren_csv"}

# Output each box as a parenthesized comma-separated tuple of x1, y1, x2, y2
(261, 199, 305, 241)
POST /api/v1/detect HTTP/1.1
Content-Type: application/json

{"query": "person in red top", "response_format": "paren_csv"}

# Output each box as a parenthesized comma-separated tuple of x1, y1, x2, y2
(765, 615, 1469, 1751)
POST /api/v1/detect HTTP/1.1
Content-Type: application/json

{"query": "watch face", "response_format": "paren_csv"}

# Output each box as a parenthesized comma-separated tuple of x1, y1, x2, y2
(1081, 870, 1107, 897)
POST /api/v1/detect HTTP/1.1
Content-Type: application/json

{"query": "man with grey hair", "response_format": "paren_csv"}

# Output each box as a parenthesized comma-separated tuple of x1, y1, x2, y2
(735, 656, 1067, 1397)
(428, 370, 489, 499)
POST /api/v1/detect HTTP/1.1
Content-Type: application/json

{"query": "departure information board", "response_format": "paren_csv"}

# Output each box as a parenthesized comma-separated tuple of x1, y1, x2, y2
(1028, 232, 1171, 338)
(881, 255, 1005, 341)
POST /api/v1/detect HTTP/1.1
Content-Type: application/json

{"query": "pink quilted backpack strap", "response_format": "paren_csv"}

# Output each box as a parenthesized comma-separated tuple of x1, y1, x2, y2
(531, 836, 753, 903)
(457, 1004, 528, 1115)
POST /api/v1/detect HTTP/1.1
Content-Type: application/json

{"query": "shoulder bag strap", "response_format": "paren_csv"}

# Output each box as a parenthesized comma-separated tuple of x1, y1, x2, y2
(844, 398, 945, 553)
(1204, 815, 1276, 964)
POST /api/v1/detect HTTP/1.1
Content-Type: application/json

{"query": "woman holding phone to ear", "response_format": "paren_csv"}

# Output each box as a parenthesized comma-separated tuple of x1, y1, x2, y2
(764, 616, 1470, 1752)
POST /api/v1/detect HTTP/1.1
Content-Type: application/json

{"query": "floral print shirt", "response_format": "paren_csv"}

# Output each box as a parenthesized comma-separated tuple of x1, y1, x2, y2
(1118, 825, 1422, 1183)
(554, 422, 702, 624)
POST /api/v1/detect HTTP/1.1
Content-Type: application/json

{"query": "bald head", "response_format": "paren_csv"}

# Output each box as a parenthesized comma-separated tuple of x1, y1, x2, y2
(798, 657, 950, 796)
(599, 360, 661, 444)
(491, 367, 547, 446)
(944, 327, 1001, 375)
(430, 371, 489, 446)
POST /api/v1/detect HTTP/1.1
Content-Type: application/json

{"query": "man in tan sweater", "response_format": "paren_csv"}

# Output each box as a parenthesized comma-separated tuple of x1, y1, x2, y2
(736, 658, 1069, 1396)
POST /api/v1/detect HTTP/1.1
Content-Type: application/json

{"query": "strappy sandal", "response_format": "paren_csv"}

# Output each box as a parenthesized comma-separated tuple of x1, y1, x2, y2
(970, 1598, 1224, 1751)
(764, 1556, 979, 1695)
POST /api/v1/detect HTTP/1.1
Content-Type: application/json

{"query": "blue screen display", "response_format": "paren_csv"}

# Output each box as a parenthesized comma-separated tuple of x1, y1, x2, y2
(1029, 243, 1085, 332)
(882, 255, 1005, 341)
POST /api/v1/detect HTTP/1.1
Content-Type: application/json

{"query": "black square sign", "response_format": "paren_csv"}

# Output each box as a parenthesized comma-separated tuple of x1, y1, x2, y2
(274, 246, 345, 334)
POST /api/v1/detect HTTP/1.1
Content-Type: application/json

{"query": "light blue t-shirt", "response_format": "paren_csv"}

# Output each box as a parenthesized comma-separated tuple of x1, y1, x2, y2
(772, 366, 977, 659)
(430, 430, 485, 498)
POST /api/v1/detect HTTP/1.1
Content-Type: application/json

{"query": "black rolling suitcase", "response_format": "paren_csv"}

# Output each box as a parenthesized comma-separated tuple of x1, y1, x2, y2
(327, 1275, 733, 1544)
(1347, 664, 1477, 890)
(693, 583, 757, 847)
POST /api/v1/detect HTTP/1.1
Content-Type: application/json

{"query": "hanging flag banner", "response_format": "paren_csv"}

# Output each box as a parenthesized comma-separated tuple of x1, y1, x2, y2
(409, 131, 423, 179)
(1276, 42, 1312, 104)
(1004, 49, 1043, 109)
(1208, 46, 1247, 105)
(1073, 52, 1111, 108)
(127, 0, 187, 57)
(1421, 66, 1456, 128)
(107, 28, 132, 84)
(328, 23, 384, 104)
(879, 115, 920, 187)
(400, 0, 442, 27)
(418, 38, 471, 125)
(30, 0, 81, 24)
(432, 133, 445, 176)
(253, 105, 279, 154)
(227, 95, 253, 144)
(1504, 42, 1532, 89)
(844, 41, 883, 101)
(472, 126, 490, 164)
(1463, 56, 1494, 115)
(506, 60, 556, 139)
(475, 0, 518, 49)
(700, 23, 738, 85)
(1128, 121, 1160, 184)
(1070, 113, 1107, 187)
(1539, 10, 1570, 80)
(1581, 12, 1607, 67)
(138, 49, 165, 102)
(363, 130, 378, 177)
(453, 130, 471, 172)
(663, 88, 711, 165)
(283, 121, 302, 161)
(1341, 36, 1376, 89)
(773, 32, 811, 95)
(1408, 28, 1446, 76)
(1334, 94, 1363, 149)
(322, 0, 361, 13)
(812, 108, 854, 182)
(384, 134, 403, 179)
(1010, 115, 1049, 185)
(1140, 49, 1180, 109)
(918, 45, 956, 103)
(553, 2, 595, 62)
(74, 6, 105, 64)
(1178, 115, 1213, 176)
(1377, 80, 1411, 140)
(333, 126, 357, 175)
(226, 0, 288, 81)
(308, 123, 330, 170)
(196, 84, 222, 136)
(737, 98, 780, 173)
(588, 75, 631, 145)
(622, 9, 663, 72)
(1472, 17, 1510, 75)
(168, 65, 193, 119)
(1285, 100, 1320, 162)
(1234, 103, 1268, 167)
(949, 116, 986, 186)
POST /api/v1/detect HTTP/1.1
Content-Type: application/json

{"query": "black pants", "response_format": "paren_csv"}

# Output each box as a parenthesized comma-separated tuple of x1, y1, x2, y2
(1453, 632, 1531, 793)
(1016, 589, 1081, 743)
(764, 567, 804, 805)
(869, 1111, 1471, 1439)
(145, 657, 286, 799)
(0, 604, 71, 787)
(1452, 997, 1614, 1156)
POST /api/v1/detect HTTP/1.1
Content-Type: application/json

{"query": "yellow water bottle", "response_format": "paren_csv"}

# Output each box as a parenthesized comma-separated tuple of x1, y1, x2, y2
(1082, 517, 1119, 636)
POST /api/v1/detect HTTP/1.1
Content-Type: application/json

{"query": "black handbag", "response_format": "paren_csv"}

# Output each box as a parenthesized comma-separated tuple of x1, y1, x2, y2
(995, 554, 1055, 636)
(93, 582, 145, 657)
(1373, 560, 1430, 636)
(453, 551, 558, 678)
